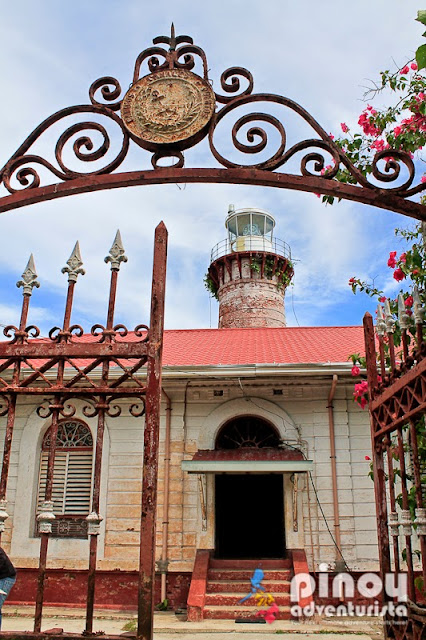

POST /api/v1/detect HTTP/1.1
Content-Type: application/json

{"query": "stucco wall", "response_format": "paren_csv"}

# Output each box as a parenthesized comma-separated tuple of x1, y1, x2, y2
(0, 376, 378, 574)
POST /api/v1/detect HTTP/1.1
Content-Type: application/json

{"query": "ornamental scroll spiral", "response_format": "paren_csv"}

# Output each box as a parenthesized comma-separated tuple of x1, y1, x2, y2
(1, 106, 129, 194)
(209, 94, 352, 176)
(1, 26, 426, 217)
(3, 325, 40, 344)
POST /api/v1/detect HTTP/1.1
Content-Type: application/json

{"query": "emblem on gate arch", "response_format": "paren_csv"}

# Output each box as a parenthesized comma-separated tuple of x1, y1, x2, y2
(121, 68, 215, 150)
(1, 24, 426, 220)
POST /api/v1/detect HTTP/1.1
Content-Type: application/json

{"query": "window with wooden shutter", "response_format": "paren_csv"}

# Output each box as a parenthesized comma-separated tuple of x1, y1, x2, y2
(36, 419, 93, 538)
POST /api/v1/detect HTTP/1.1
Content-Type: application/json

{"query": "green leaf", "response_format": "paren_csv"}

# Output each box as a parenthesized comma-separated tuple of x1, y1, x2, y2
(416, 43, 426, 70)
(416, 10, 426, 27)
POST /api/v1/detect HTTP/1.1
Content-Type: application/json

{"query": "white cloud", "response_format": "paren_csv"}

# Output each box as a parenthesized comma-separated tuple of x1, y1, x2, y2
(0, 0, 423, 331)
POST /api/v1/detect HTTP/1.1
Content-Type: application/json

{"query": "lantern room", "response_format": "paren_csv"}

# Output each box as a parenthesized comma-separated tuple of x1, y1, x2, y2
(226, 205, 275, 253)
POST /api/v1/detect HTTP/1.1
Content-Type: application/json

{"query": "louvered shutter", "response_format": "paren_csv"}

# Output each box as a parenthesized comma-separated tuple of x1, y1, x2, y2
(64, 451, 93, 514)
(37, 451, 68, 513)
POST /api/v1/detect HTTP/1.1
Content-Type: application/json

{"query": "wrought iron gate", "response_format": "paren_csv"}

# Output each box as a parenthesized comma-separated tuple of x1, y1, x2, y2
(364, 306, 426, 639)
(0, 222, 167, 640)
(1, 22, 426, 640)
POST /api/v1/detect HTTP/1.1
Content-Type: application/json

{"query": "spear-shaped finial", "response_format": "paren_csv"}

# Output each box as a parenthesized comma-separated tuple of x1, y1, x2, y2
(104, 230, 128, 271)
(170, 23, 176, 51)
(16, 254, 40, 296)
(413, 285, 424, 325)
(398, 293, 410, 330)
(61, 241, 85, 283)
(376, 303, 386, 336)
(153, 25, 193, 49)
(384, 299, 396, 333)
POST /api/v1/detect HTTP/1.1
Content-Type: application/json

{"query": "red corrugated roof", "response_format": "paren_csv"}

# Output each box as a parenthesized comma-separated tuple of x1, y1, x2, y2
(9, 326, 364, 369)
(160, 326, 364, 366)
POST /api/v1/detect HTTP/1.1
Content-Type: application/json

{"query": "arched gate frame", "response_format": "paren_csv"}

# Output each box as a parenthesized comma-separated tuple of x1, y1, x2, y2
(1, 25, 426, 640)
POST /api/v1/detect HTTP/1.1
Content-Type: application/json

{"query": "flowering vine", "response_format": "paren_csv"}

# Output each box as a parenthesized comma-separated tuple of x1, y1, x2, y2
(317, 11, 426, 205)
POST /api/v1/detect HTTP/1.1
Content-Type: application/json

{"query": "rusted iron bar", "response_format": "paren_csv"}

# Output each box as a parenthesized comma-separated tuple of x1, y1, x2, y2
(401, 329, 409, 361)
(85, 405, 105, 634)
(0, 272, 36, 542)
(1, 168, 426, 221)
(396, 426, 415, 602)
(384, 441, 400, 573)
(86, 236, 125, 633)
(0, 342, 149, 358)
(416, 319, 423, 351)
(0, 386, 148, 396)
(34, 403, 60, 632)
(388, 333, 396, 372)
(363, 313, 391, 599)
(408, 420, 426, 592)
(34, 253, 81, 633)
(137, 222, 168, 640)
(372, 403, 426, 440)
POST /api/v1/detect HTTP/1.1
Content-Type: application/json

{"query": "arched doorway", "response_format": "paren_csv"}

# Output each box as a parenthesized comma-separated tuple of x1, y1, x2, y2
(214, 415, 285, 559)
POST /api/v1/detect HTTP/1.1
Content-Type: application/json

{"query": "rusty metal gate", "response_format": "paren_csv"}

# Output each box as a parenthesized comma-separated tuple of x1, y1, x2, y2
(0, 223, 167, 640)
(1, 23, 426, 640)
(364, 307, 426, 639)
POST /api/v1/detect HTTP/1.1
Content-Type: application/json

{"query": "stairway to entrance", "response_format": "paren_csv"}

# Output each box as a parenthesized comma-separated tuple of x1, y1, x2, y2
(187, 552, 294, 621)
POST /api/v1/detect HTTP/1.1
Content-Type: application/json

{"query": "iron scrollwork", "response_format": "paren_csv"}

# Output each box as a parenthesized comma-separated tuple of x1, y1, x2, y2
(0, 25, 425, 217)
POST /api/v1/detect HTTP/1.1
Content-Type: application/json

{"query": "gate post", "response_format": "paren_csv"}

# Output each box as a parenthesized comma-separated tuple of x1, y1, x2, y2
(137, 222, 168, 640)
(363, 312, 391, 600)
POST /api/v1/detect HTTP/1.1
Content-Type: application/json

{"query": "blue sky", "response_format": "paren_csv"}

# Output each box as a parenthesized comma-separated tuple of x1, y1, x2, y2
(0, 1, 424, 335)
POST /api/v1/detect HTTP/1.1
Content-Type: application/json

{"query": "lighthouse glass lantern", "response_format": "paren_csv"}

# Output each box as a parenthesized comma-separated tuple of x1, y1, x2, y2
(225, 205, 275, 253)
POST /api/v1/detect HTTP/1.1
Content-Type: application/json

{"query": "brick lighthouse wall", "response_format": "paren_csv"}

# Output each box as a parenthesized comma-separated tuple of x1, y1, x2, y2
(217, 256, 286, 328)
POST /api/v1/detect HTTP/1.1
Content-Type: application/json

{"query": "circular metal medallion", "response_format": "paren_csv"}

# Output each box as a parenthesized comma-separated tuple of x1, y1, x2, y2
(121, 69, 216, 149)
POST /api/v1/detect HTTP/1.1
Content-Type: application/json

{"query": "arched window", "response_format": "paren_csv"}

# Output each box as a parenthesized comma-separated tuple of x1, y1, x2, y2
(36, 419, 93, 538)
(215, 415, 281, 449)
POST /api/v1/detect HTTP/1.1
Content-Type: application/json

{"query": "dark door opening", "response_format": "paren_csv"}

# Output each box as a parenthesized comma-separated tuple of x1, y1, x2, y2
(215, 474, 285, 559)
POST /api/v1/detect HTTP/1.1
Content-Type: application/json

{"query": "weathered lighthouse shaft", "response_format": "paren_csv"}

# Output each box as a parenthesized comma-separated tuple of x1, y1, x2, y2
(208, 206, 293, 329)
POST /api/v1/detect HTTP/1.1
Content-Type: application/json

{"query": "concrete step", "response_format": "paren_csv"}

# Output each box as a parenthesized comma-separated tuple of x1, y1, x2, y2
(207, 579, 291, 593)
(207, 569, 292, 581)
(204, 593, 291, 606)
(203, 604, 292, 620)
(210, 558, 291, 569)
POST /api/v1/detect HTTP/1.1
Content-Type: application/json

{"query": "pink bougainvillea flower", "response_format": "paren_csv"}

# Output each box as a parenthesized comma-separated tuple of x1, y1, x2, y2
(358, 111, 382, 137)
(393, 268, 405, 282)
(351, 365, 360, 377)
(379, 296, 386, 302)
(365, 455, 371, 461)
(407, 309, 413, 316)
(329, 133, 335, 140)
(394, 126, 402, 137)
(341, 122, 349, 133)
(353, 381, 368, 398)
(377, 375, 382, 383)
(314, 193, 321, 198)
(411, 62, 418, 70)
(367, 105, 373, 111)
(387, 251, 397, 268)
(348, 277, 356, 285)
(371, 139, 385, 152)
(405, 295, 414, 307)
(400, 65, 410, 75)
(413, 269, 420, 275)
(421, 175, 426, 183)
(358, 396, 368, 410)
(399, 252, 407, 263)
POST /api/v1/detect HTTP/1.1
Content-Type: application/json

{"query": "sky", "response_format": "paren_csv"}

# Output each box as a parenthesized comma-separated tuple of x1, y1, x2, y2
(0, 0, 424, 336)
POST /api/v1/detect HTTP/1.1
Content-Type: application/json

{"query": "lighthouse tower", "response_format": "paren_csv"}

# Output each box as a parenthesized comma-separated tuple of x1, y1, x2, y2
(207, 205, 293, 328)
